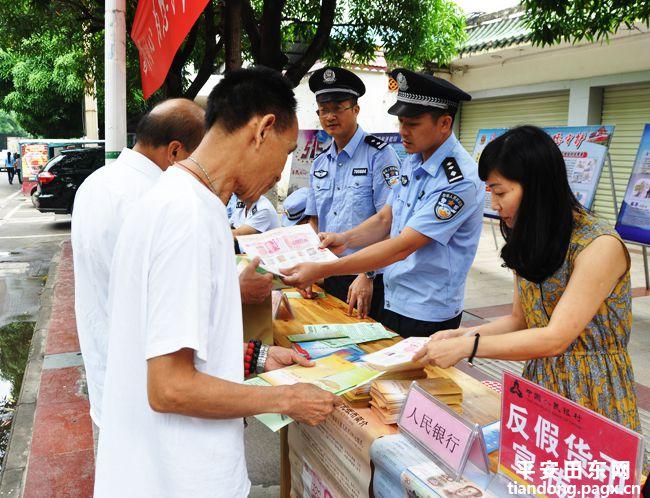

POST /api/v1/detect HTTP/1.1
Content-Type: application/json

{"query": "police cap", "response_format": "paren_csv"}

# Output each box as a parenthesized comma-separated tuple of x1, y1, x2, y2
(388, 68, 471, 117)
(309, 66, 366, 104)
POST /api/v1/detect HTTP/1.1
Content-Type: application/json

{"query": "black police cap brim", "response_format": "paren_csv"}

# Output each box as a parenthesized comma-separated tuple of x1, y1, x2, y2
(316, 92, 357, 104)
(387, 101, 439, 117)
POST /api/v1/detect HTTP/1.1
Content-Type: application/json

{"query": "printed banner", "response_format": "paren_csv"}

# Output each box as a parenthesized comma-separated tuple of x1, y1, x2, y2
(131, 0, 209, 99)
(472, 126, 614, 219)
(499, 372, 644, 498)
(615, 123, 650, 244)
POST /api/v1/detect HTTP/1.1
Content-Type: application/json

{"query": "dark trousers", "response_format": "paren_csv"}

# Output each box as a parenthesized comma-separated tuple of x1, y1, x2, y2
(377, 308, 463, 338)
(7, 168, 14, 184)
(323, 274, 385, 322)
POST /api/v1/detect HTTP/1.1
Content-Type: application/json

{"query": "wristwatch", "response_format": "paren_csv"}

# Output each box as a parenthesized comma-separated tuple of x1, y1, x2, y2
(364, 271, 376, 280)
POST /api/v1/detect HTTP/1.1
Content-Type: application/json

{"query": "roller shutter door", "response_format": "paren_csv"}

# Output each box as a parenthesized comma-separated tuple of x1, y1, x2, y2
(594, 83, 650, 224)
(458, 91, 569, 153)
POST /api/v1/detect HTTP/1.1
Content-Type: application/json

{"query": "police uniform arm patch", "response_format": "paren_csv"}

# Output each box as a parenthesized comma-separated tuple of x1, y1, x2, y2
(442, 157, 464, 184)
(364, 134, 387, 150)
(434, 191, 464, 220)
(381, 165, 399, 188)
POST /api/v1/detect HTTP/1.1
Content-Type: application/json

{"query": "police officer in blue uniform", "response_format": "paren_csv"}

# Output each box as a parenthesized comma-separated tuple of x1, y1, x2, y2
(283, 69, 485, 337)
(304, 66, 401, 321)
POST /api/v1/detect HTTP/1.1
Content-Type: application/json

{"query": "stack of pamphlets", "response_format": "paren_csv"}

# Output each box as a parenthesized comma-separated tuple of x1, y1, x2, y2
(361, 336, 430, 372)
(370, 378, 463, 425)
(342, 367, 427, 408)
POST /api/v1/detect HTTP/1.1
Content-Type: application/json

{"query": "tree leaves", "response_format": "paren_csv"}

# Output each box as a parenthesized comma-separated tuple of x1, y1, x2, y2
(522, 0, 650, 46)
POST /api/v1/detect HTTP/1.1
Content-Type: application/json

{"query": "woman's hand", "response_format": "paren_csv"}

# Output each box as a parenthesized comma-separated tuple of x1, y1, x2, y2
(412, 336, 474, 369)
(428, 327, 472, 342)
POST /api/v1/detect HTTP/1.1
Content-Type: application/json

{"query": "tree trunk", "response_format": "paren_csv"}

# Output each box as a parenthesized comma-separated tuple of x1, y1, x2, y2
(225, 0, 243, 72)
(284, 0, 336, 87)
(259, 0, 287, 69)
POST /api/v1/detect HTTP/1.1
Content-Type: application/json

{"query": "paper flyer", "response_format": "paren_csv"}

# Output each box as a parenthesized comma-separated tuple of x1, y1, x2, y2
(303, 322, 398, 347)
(236, 224, 338, 276)
(259, 354, 384, 395)
(243, 376, 293, 432)
(361, 336, 429, 371)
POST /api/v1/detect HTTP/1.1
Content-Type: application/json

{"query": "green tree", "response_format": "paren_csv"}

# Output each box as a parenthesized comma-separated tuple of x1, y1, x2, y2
(0, 0, 466, 137)
(523, 0, 650, 46)
(0, 109, 27, 135)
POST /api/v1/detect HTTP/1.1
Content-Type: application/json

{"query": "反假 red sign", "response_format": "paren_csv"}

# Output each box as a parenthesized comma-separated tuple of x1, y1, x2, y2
(499, 372, 644, 497)
(131, 0, 210, 99)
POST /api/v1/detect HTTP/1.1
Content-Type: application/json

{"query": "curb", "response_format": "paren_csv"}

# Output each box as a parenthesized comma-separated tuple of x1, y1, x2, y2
(0, 244, 62, 497)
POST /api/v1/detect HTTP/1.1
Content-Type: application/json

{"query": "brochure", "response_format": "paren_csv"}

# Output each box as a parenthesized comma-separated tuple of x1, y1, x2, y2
(236, 224, 338, 275)
(361, 336, 430, 371)
(259, 354, 384, 395)
(303, 322, 398, 347)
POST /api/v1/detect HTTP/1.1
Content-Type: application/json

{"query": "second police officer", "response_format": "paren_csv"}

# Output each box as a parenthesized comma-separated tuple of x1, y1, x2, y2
(304, 66, 401, 321)
(284, 69, 485, 337)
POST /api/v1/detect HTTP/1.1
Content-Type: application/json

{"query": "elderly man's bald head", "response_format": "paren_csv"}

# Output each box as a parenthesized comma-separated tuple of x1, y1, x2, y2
(135, 98, 205, 153)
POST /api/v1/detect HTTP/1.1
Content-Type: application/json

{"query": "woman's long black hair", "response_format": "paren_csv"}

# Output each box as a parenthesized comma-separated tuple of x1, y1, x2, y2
(478, 125, 582, 283)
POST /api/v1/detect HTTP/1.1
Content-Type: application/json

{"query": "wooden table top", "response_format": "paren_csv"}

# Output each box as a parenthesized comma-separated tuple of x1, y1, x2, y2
(273, 288, 502, 429)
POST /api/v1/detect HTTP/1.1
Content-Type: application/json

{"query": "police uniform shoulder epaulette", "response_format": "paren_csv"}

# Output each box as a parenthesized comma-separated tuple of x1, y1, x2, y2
(364, 134, 387, 150)
(442, 157, 464, 184)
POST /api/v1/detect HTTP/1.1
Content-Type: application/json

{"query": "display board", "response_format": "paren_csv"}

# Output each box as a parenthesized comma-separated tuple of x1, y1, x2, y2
(615, 124, 650, 245)
(471, 126, 615, 219)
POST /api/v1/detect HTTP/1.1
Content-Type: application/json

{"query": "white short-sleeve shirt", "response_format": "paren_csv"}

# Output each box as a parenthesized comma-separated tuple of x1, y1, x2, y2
(94, 167, 249, 498)
(228, 194, 280, 232)
(71, 148, 162, 427)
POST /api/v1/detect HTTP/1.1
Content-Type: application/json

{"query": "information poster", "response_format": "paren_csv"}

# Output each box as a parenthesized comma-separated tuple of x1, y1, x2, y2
(287, 130, 331, 194)
(20, 143, 49, 181)
(499, 372, 643, 498)
(615, 124, 650, 244)
(472, 126, 614, 219)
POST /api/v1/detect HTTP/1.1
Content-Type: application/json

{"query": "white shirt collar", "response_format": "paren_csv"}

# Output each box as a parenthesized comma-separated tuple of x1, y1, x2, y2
(115, 148, 162, 179)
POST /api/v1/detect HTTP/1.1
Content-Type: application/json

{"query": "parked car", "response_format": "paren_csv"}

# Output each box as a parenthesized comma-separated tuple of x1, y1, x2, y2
(33, 147, 105, 214)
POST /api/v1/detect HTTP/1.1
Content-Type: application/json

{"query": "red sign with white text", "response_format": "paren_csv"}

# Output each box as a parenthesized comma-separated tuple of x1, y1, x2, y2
(131, 0, 209, 99)
(499, 372, 644, 497)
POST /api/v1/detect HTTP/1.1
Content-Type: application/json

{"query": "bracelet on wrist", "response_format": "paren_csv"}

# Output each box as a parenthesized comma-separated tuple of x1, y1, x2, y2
(467, 333, 480, 367)
(256, 345, 270, 374)
(245, 340, 262, 376)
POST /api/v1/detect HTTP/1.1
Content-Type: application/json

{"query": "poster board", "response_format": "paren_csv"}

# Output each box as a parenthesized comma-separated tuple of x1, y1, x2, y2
(615, 123, 650, 245)
(471, 126, 615, 219)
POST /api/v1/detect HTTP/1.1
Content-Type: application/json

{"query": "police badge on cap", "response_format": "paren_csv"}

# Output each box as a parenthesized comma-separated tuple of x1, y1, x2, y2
(309, 66, 366, 104)
(388, 68, 471, 117)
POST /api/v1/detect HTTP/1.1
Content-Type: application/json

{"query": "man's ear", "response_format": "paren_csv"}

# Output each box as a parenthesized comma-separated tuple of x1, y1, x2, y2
(255, 114, 277, 148)
(166, 140, 184, 164)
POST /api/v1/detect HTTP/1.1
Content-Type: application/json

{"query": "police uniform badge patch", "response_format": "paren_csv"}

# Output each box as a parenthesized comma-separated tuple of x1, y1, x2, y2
(251, 205, 258, 215)
(401, 175, 409, 186)
(314, 170, 328, 179)
(382, 165, 399, 187)
(435, 192, 464, 220)
(236, 201, 245, 209)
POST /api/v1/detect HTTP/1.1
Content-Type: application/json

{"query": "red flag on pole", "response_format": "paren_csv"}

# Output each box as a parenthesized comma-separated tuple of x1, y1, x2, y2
(131, 0, 210, 99)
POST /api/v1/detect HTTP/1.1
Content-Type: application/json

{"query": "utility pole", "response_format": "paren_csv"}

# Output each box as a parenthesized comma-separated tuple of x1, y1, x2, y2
(105, 0, 127, 162)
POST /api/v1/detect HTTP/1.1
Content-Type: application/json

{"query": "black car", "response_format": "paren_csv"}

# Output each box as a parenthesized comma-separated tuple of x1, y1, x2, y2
(34, 147, 105, 214)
